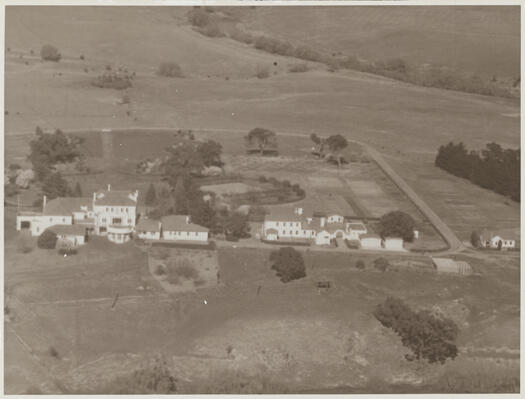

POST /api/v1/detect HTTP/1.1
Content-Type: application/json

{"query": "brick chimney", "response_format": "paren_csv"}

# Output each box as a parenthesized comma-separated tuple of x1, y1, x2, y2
(107, 184, 111, 191)
(42, 195, 47, 212)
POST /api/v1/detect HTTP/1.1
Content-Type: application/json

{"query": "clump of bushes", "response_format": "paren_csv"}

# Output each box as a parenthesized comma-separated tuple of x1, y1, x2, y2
(374, 297, 459, 364)
(187, 7, 225, 38)
(48, 345, 60, 359)
(269, 247, 306, 283)
(288, 63, 309, 73)
(157, 62, 184, 78)
(373, 257, 389, 272)
(92, 71, 132, 90)
(229, 28, 254, 44)
(355, 259, 366, 270)
(165, 259, 199, 284)
(37, 230, 58, 249)
(40, 44, 61, 62)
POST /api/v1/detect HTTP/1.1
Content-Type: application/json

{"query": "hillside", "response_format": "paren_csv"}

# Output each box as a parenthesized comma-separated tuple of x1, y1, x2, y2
(4, 6, 520, 155)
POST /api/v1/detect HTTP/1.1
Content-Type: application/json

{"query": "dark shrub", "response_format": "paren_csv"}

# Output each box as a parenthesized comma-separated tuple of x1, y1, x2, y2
(187, 7, 211, 27)
(58, 247, 78, 256)
(373, 257, 389, 272)
(230, 28, 255, 44)
(40, 45, 61, 62)
(355, 259, 365, 270)
(258, 175, 267, 183)
(80, 54, 85, 60)
(48, 345, 60, 358)
(255, 65, 270, 79)
(270, 247, 306, 283)
(288, 63, 309, 73)
(157, 62, 184, 78)
(196, 24, 225, 38)
(37, 230, 58, 249)
(92, 72, 132, 90)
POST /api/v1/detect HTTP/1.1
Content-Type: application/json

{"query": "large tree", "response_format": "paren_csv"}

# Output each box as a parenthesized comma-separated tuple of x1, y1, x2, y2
(42, 172, 71, 199)
(245, 128, 277, 155)
(197, 140, 223, 167)
(325, 134, 348, 167)
(37, 230, 58, 249)
(374, 297, 459, 364)
(29, 127, 81, 181)
(145, 183, 157, 206)
(269, 247, 306, 283)
(378, 211, 416, 242)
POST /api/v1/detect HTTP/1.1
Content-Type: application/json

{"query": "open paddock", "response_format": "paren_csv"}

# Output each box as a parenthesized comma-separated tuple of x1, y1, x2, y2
(387, 154, 520, 242)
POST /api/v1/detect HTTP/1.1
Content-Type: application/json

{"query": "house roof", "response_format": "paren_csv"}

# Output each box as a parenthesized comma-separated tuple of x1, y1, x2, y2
(161, 215, 209, 233)
(95, 190, 137, 206)
(301, 217, 322, 231)
(265, 207, 303, 222)
(136, 218, 161, 232)
(324, 222, 346, 233)
(481, 228, 519, 241)
(48, 224, 86, 236)
(43, 197, 92, 216)
(266, 228, 278, 234)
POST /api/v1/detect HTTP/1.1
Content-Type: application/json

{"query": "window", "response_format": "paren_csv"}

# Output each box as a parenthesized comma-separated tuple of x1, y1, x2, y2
(49, 217, 53, 222)
(121, 208, 124, 212)
(106, 207, 109, 212)
(62, 218, 66, 222)
(128, 218, 132, 224)
(102, 218, 106, 223)
(113, 218, 122, 225)
(125, 208, 128, 213)
(36, 227, 39, 232)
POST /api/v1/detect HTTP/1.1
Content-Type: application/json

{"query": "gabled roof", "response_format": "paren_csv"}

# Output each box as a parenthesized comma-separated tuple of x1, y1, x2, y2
(324, 222, 346, 233)
(136, 218, 161, 232)
(161, 215, 209, 233)
(49, 224, 86, 236)
(265, 207, 303, 222)
(43, 197, 92, 216)
(94, 190, 137, 206)
(266, 228, 278, 235)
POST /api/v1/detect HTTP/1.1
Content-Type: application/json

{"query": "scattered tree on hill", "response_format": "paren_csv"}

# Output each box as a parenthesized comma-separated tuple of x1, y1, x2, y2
(42, 172, 71, 200)
(269, 247, 306, 283)
(355, 259, 366, 270)
(373, 297, 459, 364)
(378, 211, 416, 242)
(40, 44, 61, 62)
(145, 183, 157, 206)
(435, 141, 520, 202)
(245, 128, 278, 155)
(157, 62, 184, 78)
(470, 230, 481, 248)
(197, 140, 224, 167)
(325, 134, 348, 167)
(37, 230, 58, 249)
(73, 182, 83, 197)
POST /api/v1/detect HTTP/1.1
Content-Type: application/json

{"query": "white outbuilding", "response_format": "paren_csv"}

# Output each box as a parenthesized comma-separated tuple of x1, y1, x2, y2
(360, 234, 382, 250)
(383, 237, 404, 251)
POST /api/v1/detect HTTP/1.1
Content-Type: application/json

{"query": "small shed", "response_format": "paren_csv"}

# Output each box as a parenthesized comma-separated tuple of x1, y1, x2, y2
(432, 258, 472, 276)
(360, 234, 382, 249)
(384, 237, 404, 251)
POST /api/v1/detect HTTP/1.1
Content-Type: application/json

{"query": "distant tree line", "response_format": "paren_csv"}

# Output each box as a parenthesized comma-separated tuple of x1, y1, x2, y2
(435, 141, 520, 202)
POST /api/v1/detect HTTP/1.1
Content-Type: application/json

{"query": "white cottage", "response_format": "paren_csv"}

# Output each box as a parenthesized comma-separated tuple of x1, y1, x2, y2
(360, 234, 382, 249)
(50, 224, 87, 247)
(161, 215, 209, 242)
(383, 237, 404, 251)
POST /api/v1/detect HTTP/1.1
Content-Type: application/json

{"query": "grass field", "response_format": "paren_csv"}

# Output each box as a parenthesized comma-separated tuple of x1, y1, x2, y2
(5, 228, 519, 393)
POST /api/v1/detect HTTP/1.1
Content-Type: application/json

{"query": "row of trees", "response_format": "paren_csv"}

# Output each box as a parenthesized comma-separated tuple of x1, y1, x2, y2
(435, 142, 520, 202)
(374, 297, 459, 364)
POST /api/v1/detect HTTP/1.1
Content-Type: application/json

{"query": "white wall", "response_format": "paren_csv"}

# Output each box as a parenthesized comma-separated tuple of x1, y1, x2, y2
(57, 234, 85, 246)
(17, 215, 73, 236)
(137, 231, 161, 240)
(163, 230, 208, 241)
(361, 238, 382, 249)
